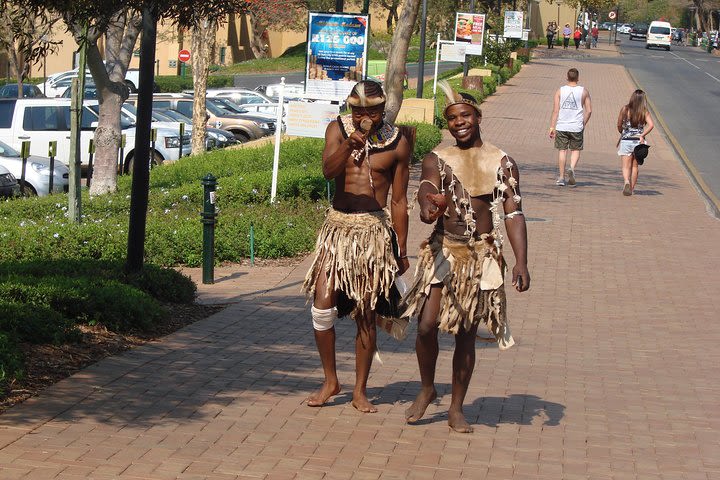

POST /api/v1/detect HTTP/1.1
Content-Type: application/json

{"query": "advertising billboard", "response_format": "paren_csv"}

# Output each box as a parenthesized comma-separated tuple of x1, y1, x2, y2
(454, 12, 486, 55)
(305, 12, 370, 100)
(503, 11, 524, 39)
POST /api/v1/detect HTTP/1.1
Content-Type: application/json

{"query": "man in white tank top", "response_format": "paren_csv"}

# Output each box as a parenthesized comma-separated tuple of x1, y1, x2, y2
(548, 68, 592, 186)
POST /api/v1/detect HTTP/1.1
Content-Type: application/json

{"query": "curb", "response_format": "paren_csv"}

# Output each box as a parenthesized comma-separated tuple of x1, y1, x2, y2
(626, 69, 720, 219)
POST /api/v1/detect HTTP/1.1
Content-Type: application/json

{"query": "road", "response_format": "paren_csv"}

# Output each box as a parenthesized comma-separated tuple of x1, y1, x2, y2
(587, 35, 720, 214)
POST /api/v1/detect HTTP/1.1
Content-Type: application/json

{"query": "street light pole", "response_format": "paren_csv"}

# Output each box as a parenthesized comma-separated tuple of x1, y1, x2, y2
(416, 0, 428, 98)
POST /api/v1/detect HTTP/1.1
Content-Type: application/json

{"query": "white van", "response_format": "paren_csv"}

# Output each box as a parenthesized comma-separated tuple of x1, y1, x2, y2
(647, 21, 672, 50)
(0, 98, 190, 172)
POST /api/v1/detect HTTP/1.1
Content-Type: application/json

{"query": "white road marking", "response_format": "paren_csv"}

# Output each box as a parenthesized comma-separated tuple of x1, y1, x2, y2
(670, 51, 701, 69)
(706, 72, 720, 83)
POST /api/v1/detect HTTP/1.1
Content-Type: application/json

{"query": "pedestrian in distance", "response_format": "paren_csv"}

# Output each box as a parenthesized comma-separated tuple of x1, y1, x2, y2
(546, 22, 556, 49)
(403, 81, 530, 433)
(591, 24, 599, 47)
(616, 89, 654, 196)
(549, 68, 592, 187)
(573, 26, 582, 49)
(302, 80, 411, 413)
(562, 23, 572, 49)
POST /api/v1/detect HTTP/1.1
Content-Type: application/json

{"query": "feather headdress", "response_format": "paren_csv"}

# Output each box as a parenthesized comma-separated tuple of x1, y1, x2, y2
(346, 80, 386, 107)
(438, 80, 482, 116)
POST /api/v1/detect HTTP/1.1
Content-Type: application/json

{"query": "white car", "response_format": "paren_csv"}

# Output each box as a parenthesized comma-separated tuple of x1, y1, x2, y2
(204, 88, 280, 115)
(40, 68, 141, 98)
(618, 24, 633, 34)
(0, 98, 190, 174)
(0, 140, 68, 196)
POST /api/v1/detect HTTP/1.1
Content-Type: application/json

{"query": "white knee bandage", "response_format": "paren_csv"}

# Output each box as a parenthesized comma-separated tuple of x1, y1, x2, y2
(311, 305, 337, 331)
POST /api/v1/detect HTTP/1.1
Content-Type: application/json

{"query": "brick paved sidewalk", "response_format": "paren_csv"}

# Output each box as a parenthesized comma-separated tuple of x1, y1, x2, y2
(1, 48, 719, 480)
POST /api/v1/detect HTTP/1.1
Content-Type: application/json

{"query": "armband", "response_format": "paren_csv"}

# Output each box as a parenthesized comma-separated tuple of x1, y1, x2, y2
(419, 179, 440, 192)
(505, 210, 524, 219)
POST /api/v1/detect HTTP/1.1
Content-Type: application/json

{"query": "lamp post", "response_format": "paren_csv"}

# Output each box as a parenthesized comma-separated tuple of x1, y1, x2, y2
(416, 0, 428, 98)
(557, 1, 561, 27)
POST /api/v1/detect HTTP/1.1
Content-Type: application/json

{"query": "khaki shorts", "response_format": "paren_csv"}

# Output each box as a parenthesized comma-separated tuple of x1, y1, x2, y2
(554, 130, 584, 151)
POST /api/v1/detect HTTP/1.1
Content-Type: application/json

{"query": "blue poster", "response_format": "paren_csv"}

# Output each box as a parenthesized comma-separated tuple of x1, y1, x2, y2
(305, 12, 370, 99)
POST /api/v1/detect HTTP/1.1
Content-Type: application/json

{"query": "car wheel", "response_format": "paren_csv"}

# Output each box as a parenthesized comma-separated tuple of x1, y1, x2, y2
(19, 181, 37, 197)
(666, 46, 671, 51)
(232, 131, 251, 143)
(124, 150, 164, 173)
(125, 80, 138, 93)
(646, 44, 650, 49)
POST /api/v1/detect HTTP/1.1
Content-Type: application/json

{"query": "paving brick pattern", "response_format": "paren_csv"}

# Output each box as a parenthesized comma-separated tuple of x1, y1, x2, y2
(1, 45, 719, 479)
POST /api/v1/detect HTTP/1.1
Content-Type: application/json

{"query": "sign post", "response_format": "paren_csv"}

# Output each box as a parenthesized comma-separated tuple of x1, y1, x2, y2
(178, 49, 190, 77)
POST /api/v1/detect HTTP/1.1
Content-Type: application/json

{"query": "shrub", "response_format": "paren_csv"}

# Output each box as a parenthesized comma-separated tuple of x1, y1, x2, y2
(407, 122, 443, 163)
(0, 299, 78, 345)
(0, 332, 23, 384)
(154, 75, 234, 93)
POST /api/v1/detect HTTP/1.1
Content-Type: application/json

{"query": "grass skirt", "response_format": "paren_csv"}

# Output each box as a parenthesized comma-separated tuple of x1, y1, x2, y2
(303, 208, 402, 321)
(403, 230, 514, 349)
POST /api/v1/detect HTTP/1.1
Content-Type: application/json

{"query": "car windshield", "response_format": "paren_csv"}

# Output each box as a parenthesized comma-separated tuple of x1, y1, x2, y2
(163, 109, 192, 123)
(152, 111, 175, 122)
(650, 26, 670, 34)
(206, 101, 228, 116)
(210, 98, 248, 114)
(0, 140, 20, 157)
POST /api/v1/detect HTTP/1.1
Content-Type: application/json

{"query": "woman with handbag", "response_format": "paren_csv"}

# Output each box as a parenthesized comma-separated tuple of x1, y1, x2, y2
(616, 89, 654, 196)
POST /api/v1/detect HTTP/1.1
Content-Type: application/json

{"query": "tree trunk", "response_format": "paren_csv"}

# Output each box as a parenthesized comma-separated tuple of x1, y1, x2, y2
(86, 11, 141, 196)
(384, 0, 422, 125)
(191, 18, 216, 155)
(248, 11, 268, 59)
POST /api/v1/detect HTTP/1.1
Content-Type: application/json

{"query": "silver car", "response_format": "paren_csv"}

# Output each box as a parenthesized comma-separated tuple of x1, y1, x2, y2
(0, 140, 69, 196)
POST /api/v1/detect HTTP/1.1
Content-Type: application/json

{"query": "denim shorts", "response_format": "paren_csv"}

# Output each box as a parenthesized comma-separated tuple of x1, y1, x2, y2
(618, 139, 640, 156)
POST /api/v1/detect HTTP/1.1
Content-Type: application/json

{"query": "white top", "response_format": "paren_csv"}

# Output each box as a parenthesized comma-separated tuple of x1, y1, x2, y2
(556, 85, 585, 133)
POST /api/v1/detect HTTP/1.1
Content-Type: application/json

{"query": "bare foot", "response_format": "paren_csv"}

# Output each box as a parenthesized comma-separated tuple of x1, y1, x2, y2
(306, 382, 340, 407)
(351, 392, 378, 413)
(405, 387, 437, 423)
(448, 409, 473, 433)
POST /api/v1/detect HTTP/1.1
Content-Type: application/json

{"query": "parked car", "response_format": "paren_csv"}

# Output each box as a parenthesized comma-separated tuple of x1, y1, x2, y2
(0, 98, 190, 173)
(0, 83, 46, 98)
(144, 95, 266, 142)
(0, 163, 20, 198)
(618, 23, 633, 34)
(160, 109, 239, 149)
(263, 83, 307, 102)
(629, 23, 649, 40)
(40, 68, 142, 98)
(0, 140, 69, 196)
(207, 97, 277, 135)
(205, 88, 279, 115)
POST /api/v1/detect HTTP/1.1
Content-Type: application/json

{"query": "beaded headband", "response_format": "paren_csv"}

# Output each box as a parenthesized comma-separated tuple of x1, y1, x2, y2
(438, 80, 482, 116)
(346, 81, 386, 107)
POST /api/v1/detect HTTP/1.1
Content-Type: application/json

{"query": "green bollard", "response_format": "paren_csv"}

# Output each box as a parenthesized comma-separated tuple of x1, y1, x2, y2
(86, 139, 95, 188)
(201, 174, 217, 284)
(250, 222, 255, 266)
(48, 141, 57, 194)
(20, 141, 30, 196)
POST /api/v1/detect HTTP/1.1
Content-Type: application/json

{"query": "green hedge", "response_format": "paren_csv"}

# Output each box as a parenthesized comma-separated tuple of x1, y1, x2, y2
(0, 260, 196, 390)
(0, 130, 441, 267)
(155, 74, 234, 93)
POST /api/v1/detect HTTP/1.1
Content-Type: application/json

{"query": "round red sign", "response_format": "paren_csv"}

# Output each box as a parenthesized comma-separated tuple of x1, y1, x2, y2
(608, 11, 617, 19)
(178, 49, 191, 62)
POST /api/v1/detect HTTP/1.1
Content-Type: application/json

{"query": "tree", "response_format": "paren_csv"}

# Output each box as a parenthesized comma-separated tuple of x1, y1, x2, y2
(0, 3, 59, 98)
(385, 0, 423, 124)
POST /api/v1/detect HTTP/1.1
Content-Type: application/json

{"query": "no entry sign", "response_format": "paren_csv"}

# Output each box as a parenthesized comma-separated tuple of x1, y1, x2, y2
(178, 49, 191, 62)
